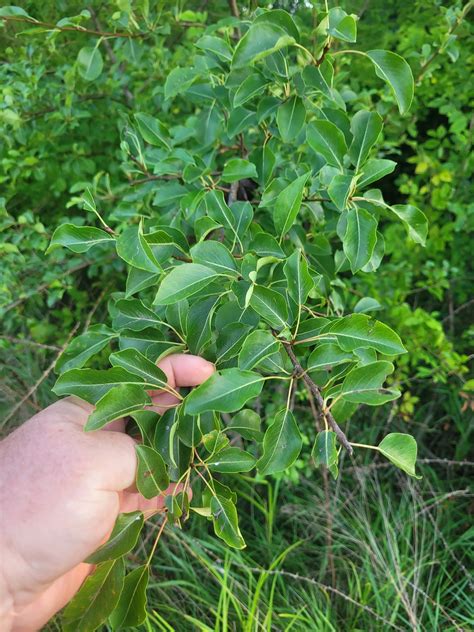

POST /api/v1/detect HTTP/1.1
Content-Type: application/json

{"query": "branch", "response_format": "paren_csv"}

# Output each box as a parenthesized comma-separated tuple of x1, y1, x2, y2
(1, 15, 147, 38)
(282, 341, 353, 455)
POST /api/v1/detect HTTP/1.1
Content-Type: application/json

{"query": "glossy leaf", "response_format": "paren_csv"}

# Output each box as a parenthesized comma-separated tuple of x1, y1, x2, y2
(257, 408, 302, 475)
(85, 384, 151, 431)
(307, 120, 347, 168)
(391, 204, 428, 246)
(277, 96, 306, 143)
(109, 348, 169, 390)
(312, 431, 339, 479)
(77, 46, 103, 81)
(349, 110, 383, 171)
(185, 369, 264, 414)
(284, 250, 314, 305)
(226, 409, 263, 442)
(109, 565, 149, 630)
(154, 264, 223, 305)
(207, 447, 256, 473)
(343, 207, 378, 273)
(238, 330, 280, 371)
(86, 512, 144, 564)
(53, 367, 147, 404)
(116, 224, 162, 274)
(274, 172, 310, 237)
(135, 445, 170, 499)
(327, 8, 357, 43)
(47, 224, 113, 254)
(367, 50, 414, 115)
(113, 299, 164, 332)
(232, 23, 295, 68)
(222, 158, 258, 183)
(307, 343, 353, 371)
(62, 559, 124, 632)
(249, 285, 288, 330)
(358, 158, 397, 188)
(234, 73, 268, 107)
(56, 325, 116, 374)
(378, 433, 421, 478)
(337, 361, 400, 405)
(135, 112, 171, 149)
(190, 241, 238, 276)
(328, 314, 406, 356)
(328, 174, 354, 211)
(210, 494, 245, 549)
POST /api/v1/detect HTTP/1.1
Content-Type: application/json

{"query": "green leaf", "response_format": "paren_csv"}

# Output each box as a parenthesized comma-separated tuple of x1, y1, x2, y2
(154, 264, 223, 306)
(227, 107, 257, 137)
(307, 120, 347, 168)
(327, 8, 357, 43)
(226, 409, 263, 442)
(277, 96, 306, 143)
(254, 9, 300, 40)
(249, 232, 285, 259)
(328, 314, 406, 356)
(85, 384, 151, 431)
(185, 369, 264, 414)
(283, 250, 314, 305)
(221, 158, 258, 183)
(367, 50, 414, 115)
(176, 408, 202, 448)
(307, 343, 353, 371)
(126, 268, 160, 298)
(186, 296, 220, 356)
(312, 431, 339, 479)
(358, 159, 397, 188)
(232, 23, 295, 68)
(62, 559, 124, 632)
(336, 361, 400, 405)
(343, 207, 378, 273)
(86, 512, 144, 564)
(0, 6, 34, 17)
(378, 433, 421, 478)
(204, 190, 245, 246)
(113, 299, 163, 332)
(135, 445, 170, 499)
(116, 224, 162, 274)
(164, 67, 200, 100)
(210, 495, 245, 549)
(207, 447, 256, 473)
(391, 204, 428, 246)
(53, 367, 148, 404)
(274, 172, 310, 238)
(327, 174, 354, 211)
(249, 286, 288, 330)
(134, 112, 171, 149)
(195, 35, 232, 61)
(190, 241, 238, 276)
(109, 349, 169, 390)
(46, 224, 113, 254)
(109, 565, 149, 630)
(77, 46, 103, 81)
(56, 325, 116, 374)
(257, 408, 302, 476)
(348, 111, 383, 171)
(238, 330, 280, 371)
(216, 322, 252, 364)
(233, 74, 268, 107)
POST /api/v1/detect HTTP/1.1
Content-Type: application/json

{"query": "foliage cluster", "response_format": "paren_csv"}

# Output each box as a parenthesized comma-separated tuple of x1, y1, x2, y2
(0, 2, 472, 630)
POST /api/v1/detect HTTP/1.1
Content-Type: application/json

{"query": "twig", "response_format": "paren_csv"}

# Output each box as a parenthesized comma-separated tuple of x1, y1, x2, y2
(281, 341, 353, 455)
(82, 283, 110, 332)
(2, 322, 80, 427)
(0, 337, 60, 351)
(306, 388, 336, 586)
(1, 15, 147, 38)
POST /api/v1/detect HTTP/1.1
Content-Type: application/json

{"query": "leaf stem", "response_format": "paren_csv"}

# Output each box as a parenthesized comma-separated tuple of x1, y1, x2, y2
(349, 442, 379, 451)
(146, 516, 168, 566)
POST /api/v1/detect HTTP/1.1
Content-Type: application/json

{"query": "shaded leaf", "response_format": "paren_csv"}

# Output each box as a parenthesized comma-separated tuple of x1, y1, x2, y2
(135, 445, 170, 499)
(86, 512, 144, 564)
(85, 384, 151, 431)
(307, 120, 347, 168)
(257, 409, 302, 475)
(109, 565, 149, 630)
(185, 369, 264, 414)
(210, 495, 245, 549)
(367, 50, 414, 115)
(312, 431, 339, 479)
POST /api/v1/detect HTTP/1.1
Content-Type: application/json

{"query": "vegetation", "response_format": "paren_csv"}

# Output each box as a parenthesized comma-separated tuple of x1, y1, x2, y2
(0, 1, 472, 630)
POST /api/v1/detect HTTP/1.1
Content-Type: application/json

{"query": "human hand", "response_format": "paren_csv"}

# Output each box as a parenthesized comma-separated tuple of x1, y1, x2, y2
(0, 354, 214, 632)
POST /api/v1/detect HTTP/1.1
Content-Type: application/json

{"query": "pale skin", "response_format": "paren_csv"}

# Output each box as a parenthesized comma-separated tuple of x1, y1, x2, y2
(0, 354, 215, 632)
